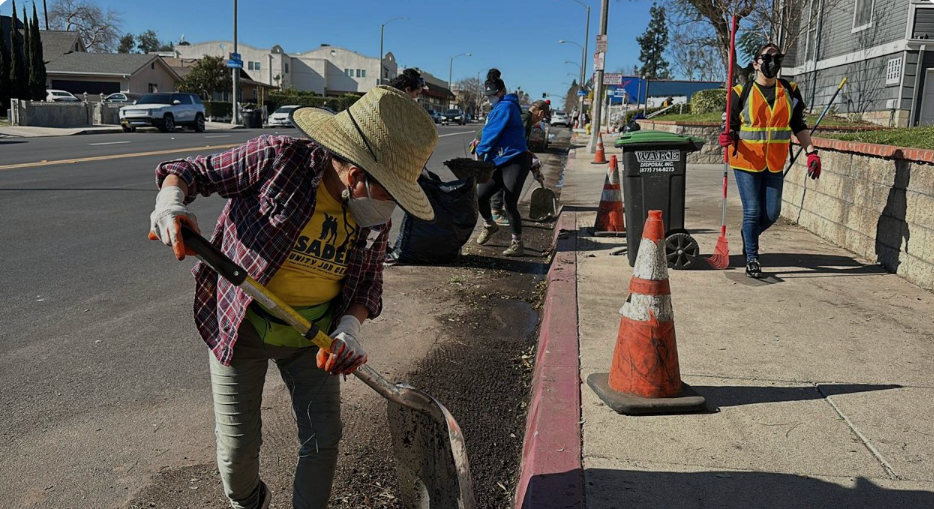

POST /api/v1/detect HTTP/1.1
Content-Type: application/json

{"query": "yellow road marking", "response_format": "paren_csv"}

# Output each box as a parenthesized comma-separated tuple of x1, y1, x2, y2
(0, 143, 241, 171)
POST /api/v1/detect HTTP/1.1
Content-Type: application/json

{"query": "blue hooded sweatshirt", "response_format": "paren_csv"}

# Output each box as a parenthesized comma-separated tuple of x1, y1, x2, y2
(476, 94, 527, 166)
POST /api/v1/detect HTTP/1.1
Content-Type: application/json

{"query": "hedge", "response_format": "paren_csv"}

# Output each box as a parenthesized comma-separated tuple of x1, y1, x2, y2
(265, 92, 361, 114)
(691, 88, 726, 115)
(204, 101, 232, 119)
(624, 105, 668, 125)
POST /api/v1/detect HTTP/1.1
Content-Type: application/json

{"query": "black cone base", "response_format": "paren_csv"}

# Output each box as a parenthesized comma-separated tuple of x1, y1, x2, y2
(587, 372, 707, 415)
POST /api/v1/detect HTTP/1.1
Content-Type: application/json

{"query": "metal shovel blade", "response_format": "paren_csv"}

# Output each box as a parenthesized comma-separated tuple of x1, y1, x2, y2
(387, 383, 475, 509)
(529, 184, 558, 221)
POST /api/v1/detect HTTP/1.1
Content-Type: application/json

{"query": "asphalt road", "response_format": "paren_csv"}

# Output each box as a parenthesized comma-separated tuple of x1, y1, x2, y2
(0, 124, 483, 508)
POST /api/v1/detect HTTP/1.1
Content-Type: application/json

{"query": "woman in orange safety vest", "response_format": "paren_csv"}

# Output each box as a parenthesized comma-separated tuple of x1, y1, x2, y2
(719, 43, 821, 279)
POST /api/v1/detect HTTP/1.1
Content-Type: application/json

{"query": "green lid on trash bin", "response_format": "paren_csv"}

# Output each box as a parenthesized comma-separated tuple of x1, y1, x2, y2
(615, 130, 705, 151)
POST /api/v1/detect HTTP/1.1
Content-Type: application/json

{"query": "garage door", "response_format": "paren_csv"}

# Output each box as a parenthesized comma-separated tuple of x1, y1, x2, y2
(51, 80, 120, 96)
(921, 69, 934, 125)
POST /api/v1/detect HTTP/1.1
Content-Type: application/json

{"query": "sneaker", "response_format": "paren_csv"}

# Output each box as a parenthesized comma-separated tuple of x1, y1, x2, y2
(503, 240, 524, 257)
(257, 481, 272, 509)
(745, 258, 762, 279)
(492, 213, 511, 226)
(384, 246, 399, 266)
(477, 222, 500, 245)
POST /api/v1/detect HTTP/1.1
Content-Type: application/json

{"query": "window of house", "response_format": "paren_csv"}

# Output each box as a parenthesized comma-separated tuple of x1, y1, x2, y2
(151, 63, 155, 70)
(148, 83, 158, 93)
(356, 69, 362, 78)
(886, 58, 902, 86)
(853, 0, 874, 32)
(345, 68, 352, 77)
(254, 61, 260, 71)
(285, 63, 289, 74)
(360, 69, 366, 78)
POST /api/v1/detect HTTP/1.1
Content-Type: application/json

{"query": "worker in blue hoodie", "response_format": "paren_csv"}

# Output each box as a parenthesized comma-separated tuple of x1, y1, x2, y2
(474, 68, 532, 257)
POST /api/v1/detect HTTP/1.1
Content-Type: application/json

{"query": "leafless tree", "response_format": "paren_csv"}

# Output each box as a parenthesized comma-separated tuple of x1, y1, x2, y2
(663, 0, 759, 80)
(48, 0, 122, 53)
(455, 77, 484, 117)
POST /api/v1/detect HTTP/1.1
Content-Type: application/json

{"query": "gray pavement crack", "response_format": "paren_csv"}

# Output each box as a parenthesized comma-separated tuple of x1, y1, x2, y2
(818, 386, 900, 480)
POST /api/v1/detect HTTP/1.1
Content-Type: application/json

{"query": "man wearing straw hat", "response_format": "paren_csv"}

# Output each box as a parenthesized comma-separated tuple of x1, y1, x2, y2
(148, 86, 438, 508)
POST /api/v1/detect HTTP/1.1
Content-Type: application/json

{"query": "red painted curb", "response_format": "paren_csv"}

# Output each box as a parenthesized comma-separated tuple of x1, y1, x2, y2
(514, 211, 584, 509)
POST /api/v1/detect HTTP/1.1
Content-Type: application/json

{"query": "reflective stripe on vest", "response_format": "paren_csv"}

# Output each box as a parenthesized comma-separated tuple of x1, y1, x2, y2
(729, 82, 794, 173)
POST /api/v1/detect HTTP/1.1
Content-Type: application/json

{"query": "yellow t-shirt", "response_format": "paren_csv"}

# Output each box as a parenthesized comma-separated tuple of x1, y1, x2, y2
(266, 184, 358, 307)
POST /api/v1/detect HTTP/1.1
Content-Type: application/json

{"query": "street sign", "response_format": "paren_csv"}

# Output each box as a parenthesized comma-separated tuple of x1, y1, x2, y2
(227, 59, 243, 69)
(230, 52, 241, 61)
(596, 35, 607, 53)
(577, 89, 587, 96)
(593, 51, 605, 72)
(613, 88, 627, 97)
(603, 73, 623, 86)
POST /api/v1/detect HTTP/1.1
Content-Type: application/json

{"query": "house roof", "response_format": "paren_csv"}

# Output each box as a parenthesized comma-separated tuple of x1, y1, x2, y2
(418, 70, 454, 99)
(47, 53, 181, 81)
(40, 30, 84, 61)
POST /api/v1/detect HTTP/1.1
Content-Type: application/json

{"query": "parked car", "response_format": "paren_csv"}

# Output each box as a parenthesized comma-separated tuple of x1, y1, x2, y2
(427, 110, 442, 123)
(268, 105, 301, 127)
(103, 92, 142, 104)
(549, 111, 570, 127)
(441, 109, 467, 125)
(45, 90, 80, 103)
(119, 92, 206, 133)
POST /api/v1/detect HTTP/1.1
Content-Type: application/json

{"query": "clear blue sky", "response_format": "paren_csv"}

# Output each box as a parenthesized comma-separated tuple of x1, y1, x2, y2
(3, 0, 661, 109)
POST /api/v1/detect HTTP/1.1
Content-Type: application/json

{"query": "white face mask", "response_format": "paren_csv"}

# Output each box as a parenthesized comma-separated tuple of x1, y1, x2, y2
(342, 179, 396, 227)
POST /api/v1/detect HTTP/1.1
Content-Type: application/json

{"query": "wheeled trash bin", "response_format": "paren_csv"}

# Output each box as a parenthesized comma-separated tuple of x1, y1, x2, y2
(615, 130, 704, 269)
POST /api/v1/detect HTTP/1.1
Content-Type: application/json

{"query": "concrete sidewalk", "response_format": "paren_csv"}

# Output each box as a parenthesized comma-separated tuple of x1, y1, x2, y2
(517, 139, 934, 508)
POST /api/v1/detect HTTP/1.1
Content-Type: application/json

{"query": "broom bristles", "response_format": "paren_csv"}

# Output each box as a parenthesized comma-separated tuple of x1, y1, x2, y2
(704, 236, 730, 270)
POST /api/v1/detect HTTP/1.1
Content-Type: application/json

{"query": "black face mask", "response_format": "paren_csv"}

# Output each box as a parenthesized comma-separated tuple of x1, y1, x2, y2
(758, 54, 783, 79)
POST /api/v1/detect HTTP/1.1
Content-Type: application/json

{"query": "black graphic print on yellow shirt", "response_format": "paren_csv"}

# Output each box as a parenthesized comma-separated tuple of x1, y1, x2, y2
(266, 184, 358, 307)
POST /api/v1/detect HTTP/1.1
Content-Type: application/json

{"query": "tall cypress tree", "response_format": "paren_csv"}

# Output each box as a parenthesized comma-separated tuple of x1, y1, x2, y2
(0, 23, 10, 114)
(30, 4, 47, 100)
(22, 4, 31, 91)
(636, 3, 672, 80)
(10, 0, 29, 101)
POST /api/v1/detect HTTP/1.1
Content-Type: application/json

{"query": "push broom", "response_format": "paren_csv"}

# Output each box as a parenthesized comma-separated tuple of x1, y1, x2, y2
(704, 14, 738, 270)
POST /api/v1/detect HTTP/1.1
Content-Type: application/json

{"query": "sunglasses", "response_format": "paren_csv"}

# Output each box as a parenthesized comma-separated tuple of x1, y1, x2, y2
(757, 53, 784, 65)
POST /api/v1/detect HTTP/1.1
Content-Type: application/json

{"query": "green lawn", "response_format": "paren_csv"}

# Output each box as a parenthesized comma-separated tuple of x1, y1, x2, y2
(649, 111, 875, 129)
(822, 126, 934, 150)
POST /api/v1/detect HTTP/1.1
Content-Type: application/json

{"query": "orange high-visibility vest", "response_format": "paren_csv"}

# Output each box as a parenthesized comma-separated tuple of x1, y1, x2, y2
(729, 81, 796, 173)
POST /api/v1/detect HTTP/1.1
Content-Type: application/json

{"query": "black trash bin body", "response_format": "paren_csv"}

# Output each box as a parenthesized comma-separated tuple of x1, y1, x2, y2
(615, 130, 703, 266)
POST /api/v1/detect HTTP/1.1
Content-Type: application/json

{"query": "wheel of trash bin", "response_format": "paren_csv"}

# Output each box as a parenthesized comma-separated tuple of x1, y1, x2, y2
(665, 231, 699, 270)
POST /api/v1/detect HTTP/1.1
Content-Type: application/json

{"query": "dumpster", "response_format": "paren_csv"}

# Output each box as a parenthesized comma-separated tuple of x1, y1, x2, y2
(615, 130, 704, 269)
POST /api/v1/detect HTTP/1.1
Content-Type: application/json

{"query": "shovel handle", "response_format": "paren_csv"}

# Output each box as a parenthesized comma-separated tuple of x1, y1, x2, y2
(179, 225, 334, 352)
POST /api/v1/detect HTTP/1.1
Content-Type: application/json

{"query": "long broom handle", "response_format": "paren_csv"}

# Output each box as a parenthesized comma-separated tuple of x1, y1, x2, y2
(720, 15, 738, 235)
(783, 76, 847, 177)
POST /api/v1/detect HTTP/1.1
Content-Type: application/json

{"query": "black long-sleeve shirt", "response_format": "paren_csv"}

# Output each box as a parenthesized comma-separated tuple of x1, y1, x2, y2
(729, 81, 808, 135)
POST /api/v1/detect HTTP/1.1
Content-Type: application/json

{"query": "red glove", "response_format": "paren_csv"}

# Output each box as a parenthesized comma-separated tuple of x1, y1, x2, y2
(718, 130, 737, 150)
(807, 151, 821, 180)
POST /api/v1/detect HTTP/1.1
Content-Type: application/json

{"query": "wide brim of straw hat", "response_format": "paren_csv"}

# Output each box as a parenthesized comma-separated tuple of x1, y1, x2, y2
(290, 86, 438, 221)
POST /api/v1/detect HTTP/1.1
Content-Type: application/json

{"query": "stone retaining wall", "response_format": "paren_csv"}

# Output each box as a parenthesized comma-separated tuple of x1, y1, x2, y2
(783, 139, 934, 291)
(634, 120, 722, 164)
(9, 100, 122, 127)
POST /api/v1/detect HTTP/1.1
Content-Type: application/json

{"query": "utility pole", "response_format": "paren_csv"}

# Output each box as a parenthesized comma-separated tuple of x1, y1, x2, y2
(589, 0, 608, 151)
(231, 0, 239, 125)
(43, 0, 49, 30)
(580, 2, 590, 125)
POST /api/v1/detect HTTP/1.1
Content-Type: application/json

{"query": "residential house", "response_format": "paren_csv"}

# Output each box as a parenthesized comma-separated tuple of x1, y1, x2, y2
(175, 41, 397, 96)
(161, 55, 275, 106)
(783, 0, 934, 126)
(45, 52, 181, 96)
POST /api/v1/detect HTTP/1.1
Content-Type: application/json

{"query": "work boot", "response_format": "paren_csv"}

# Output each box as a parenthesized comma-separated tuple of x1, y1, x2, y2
(477, 222, 499, 245)
(503, 240, 524, 257)
(745, 258, 762, 279)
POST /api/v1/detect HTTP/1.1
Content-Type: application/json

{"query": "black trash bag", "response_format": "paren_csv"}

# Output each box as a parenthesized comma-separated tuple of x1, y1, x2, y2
(393, 172, 478, 265)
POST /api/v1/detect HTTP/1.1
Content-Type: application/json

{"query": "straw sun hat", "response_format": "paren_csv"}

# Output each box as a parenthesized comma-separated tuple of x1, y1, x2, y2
(290, 85, 439, 221)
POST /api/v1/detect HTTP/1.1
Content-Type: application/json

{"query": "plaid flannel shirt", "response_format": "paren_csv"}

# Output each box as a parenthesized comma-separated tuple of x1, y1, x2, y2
(155, 135, 388, 366)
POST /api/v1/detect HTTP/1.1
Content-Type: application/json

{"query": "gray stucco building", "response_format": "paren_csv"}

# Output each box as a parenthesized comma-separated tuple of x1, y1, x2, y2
(783, 0, 934, 127)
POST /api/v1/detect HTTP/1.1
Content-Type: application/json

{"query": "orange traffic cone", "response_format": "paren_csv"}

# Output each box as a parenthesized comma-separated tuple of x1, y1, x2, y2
(592, 155, 625, 237)
(587, 210, 706, 415)
(591, 133, 608, 165)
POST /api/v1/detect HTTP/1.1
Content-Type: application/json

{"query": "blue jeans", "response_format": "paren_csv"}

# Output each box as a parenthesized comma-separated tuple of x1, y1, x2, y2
(733, 169, 784, 261)
(210, 322, 343, 509)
